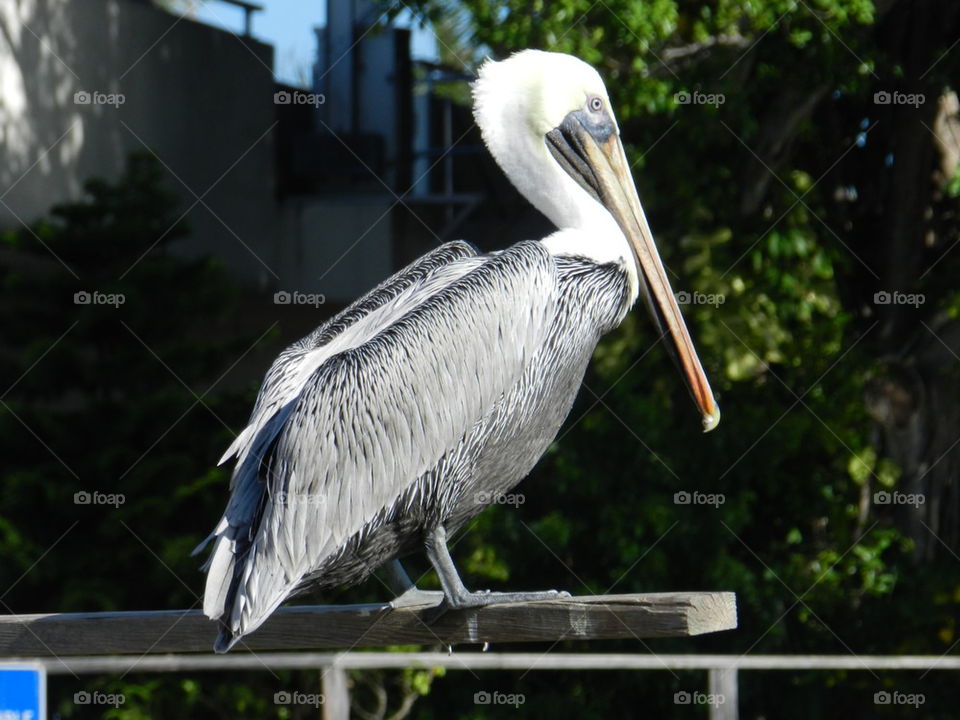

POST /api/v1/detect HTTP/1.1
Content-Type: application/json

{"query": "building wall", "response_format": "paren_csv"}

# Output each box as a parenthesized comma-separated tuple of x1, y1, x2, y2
(277, 195, 393, 301)
(0, 0, 278, 288)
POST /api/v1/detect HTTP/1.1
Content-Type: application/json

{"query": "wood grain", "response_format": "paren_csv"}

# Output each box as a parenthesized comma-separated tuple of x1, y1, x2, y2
(0, 592, 736, 656)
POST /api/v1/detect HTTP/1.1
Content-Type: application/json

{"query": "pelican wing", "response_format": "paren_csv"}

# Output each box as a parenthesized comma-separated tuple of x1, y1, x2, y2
(218, 240, 480, 478)
(198, 242, 479, 615)
(203, 241, 558, 640)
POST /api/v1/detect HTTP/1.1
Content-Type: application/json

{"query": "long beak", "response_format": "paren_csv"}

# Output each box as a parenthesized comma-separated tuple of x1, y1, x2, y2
(547, 114, 720, 432)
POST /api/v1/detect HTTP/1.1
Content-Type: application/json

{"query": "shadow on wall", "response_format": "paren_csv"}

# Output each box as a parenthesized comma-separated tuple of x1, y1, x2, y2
(0, 0, 279, 287)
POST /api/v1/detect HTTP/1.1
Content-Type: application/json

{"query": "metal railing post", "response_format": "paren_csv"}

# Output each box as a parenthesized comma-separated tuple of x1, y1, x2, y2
(322, 664, 349, 720)
(708, 666, 738, 720)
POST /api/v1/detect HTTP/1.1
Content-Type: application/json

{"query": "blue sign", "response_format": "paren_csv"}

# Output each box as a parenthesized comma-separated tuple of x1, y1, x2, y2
(0, 665, 45, 720)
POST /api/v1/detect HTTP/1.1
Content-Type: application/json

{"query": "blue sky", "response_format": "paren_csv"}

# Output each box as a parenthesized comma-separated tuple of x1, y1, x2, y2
(189, 1, 439, 86)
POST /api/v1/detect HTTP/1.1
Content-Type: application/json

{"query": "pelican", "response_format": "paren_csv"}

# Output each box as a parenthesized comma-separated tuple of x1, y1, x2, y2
(196, 49, 720, 653)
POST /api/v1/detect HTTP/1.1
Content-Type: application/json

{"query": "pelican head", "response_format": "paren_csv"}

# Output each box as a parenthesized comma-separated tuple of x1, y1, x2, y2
(473, 50, 720, 432)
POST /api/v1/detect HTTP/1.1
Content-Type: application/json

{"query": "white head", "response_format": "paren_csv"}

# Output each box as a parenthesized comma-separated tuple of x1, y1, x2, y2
(473, 50, 617, 234)
(473, 50, 720, 432)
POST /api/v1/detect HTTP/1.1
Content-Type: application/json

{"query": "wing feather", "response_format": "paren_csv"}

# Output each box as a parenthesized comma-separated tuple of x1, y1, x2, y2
(217, 240, 480, 471)
(210, 241, 557, 640)
(199, 242, 479, 621)
(196, 242, 480, 567)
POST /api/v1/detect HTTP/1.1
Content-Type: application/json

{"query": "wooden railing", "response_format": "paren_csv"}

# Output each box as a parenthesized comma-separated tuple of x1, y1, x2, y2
(0, 591, 736, 718)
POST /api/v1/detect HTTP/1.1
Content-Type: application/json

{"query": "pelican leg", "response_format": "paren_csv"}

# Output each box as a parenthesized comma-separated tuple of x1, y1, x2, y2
(386, 559, 444, 609)
(384, 559, 415, 594)
(423, 524, 568, 622)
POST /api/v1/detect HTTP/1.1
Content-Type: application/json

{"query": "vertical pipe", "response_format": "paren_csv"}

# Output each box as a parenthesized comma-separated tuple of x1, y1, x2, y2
(322, 664, 350, 720)
(443, 95, 453, 223)
(708, 667, 738, 720)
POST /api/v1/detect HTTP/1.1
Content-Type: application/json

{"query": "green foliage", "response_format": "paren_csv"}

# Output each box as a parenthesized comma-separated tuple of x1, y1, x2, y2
(946, 165, 960, 198)
(1, 154, 240, 614)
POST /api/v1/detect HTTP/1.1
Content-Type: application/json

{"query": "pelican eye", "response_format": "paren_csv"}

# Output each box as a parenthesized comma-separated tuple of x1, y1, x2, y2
(588, 96, 603, 113)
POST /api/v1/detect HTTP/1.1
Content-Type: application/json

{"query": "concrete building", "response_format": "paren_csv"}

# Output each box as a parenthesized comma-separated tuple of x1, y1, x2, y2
(0, 0, 545, 305)
(0, 0, 278, 287)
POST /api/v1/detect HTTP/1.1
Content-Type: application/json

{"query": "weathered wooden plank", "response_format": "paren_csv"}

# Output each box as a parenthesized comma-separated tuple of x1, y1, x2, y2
(0, 592, 736, 657)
